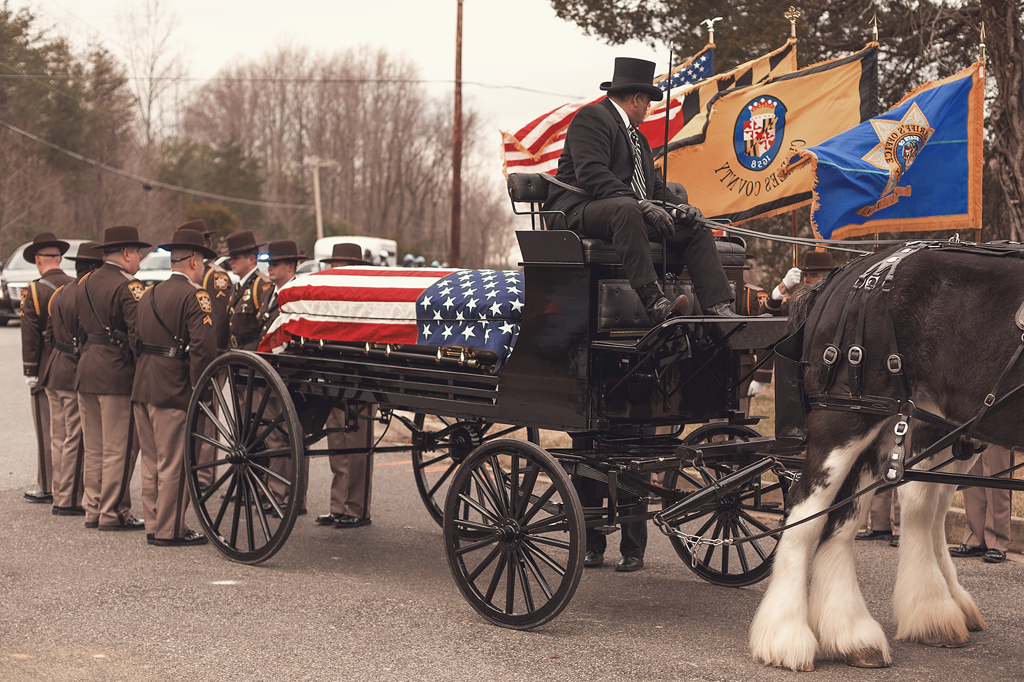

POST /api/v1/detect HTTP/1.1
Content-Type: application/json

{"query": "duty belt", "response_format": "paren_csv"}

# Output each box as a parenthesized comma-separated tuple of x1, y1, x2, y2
(136, 342, 188, 360)
(85, 332, 116, 346)
(230, 333, 260, 349)
(51, 338, 79, 357)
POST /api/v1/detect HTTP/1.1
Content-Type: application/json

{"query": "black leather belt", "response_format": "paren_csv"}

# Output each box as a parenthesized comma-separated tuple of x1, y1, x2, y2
(137, 342, 188, 360)
(230, 333, 259, 349)
(52, 339, 79, 357)
(85, 333, 115, 346)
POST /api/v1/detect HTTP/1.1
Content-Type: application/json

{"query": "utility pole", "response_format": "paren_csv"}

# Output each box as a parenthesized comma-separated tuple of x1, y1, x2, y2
(451, 0, 463, 267)
(301, 156, 337, 241)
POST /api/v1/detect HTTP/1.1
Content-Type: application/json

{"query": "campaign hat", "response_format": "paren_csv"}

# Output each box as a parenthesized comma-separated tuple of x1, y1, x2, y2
(265, 240, 306, 263)
(600, 57, 663, 102)
(66, 241, 104, 264)
(158, 228, 218, 260)
(225, 230, 260, 256)
(801, 250, 835, 272)
(23, 232, 71, 262)
(99, 225, 151, 250)
(321, 242, 371, 266)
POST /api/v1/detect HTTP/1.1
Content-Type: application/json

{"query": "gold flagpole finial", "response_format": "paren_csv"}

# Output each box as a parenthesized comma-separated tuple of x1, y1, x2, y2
(701, 17, 722, 44)
(870, 12, 880, 42)
(784, 6, 801, 39)
(980, 21, 987, 61)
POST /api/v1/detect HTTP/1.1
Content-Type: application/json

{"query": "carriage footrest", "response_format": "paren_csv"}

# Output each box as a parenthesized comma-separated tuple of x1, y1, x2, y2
(654, 457, 777, 528)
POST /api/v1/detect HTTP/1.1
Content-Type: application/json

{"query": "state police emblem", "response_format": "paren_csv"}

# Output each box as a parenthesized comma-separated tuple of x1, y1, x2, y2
(734, 96, 787, 171)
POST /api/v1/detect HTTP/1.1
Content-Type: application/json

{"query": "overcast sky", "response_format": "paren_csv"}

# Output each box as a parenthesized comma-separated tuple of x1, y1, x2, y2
(12, 0, 673, 169)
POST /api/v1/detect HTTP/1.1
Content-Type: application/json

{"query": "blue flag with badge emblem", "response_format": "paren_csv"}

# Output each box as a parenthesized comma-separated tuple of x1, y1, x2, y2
(782, 62, 985, 240)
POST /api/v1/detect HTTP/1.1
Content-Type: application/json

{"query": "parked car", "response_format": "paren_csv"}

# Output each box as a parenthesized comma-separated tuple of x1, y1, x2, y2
(0, 239, 88, 325)
(136, 250, 173, 287)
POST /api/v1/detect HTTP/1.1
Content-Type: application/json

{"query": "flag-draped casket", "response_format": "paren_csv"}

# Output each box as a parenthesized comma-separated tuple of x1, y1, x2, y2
(258, 267, 525, 373)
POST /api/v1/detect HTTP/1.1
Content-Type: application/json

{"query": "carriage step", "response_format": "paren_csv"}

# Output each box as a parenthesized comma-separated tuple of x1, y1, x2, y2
(655, 457, 777, 527)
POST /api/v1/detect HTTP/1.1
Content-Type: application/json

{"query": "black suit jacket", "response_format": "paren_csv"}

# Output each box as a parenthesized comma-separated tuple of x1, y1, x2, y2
(544, 97, 683, 231)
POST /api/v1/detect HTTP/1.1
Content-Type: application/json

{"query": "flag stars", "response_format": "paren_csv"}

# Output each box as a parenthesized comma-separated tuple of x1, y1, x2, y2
(489, 301, 503, 316)
(443, 296, 456, 310)
(462, 326, 476, 340)
(509, 298, 523, 313)
(442, 325, 454, 340)
(419, 295, 432, 309)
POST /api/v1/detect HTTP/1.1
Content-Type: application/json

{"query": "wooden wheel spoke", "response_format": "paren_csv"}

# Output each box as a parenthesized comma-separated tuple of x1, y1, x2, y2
(243, 386, 273, 446)
(199, 400, 237, 445)
(522, 533, 570, 550)
(737, 509, 777, 536)
(512, 463, 539, 518)
(504, 550, 516, 613)
(519, 483, 558, 527)
(190, 433, 233, 456)
(241, 367, 255, 430)
(469, 468, 506, 520)
(522, 511, 568, 536)
(514, 552, 535, 613)
(426, 462, 458, 499)
(217, 369, 242, 440)
(229, 472, 245, 549)
(483, 551, 509, 604)
(454, 492, 504, 525)
(720, 518, 731, 574)
(243, 475, 257, 552)
(481, 424, 517, 440)
(418, 452, 452, 469)
(465, 544, 503, 583)
(521, 537, 567, 578)
(733, 522, 752, 574)
(701, 518, 725, 568)
(248, 460, 292, 487)
(508, 456, 520, 517)
(486, 456, 511, 517)
(199, 466, 234, 506)
(248, 413, 286, 452)
(244, 470, 273, 543)
(454, 533, 501, 557)
(212, 472, 238, 533)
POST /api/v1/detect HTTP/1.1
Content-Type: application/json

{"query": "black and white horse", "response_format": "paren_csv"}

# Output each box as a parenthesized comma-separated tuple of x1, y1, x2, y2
(750, 242, 1024, 670)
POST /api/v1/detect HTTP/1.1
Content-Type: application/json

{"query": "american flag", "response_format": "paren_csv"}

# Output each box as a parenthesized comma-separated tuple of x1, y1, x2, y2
(500, 46, 714, 177)
(258, 267, 524, 372)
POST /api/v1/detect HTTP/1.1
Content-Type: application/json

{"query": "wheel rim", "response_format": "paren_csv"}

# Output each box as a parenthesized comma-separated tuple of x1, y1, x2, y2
(663, 424, 787, 587)
(443, 439, 584, 629)
(411, 414, 539, 527)
(185, 351, 305, 564)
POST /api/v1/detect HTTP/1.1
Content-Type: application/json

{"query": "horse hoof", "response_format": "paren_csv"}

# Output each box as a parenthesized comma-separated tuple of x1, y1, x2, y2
(922, 635, 968, 648)
(772, 661, 814, 672)
(845, 649, 891, 668)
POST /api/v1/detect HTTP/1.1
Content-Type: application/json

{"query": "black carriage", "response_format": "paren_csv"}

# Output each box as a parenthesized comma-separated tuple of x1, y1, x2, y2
(182, 175, 804, 629)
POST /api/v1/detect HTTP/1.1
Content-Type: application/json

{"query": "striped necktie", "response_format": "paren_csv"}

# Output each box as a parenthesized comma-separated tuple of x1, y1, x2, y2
(629, 126, 646, 200)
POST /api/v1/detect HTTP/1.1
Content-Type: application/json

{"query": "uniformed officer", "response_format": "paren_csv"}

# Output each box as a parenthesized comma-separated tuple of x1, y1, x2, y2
(76, 225, 148, 531)
(226, 230, 272, 351)
(41, 241, 103, 515)
(313, 243, 377, 529)
(20, 232, 74, 504)
(260, 240, 307, 516)
(132, 228, 218, 546)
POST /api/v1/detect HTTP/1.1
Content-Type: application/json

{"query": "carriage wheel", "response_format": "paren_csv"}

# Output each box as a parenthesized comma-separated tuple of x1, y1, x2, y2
(184, 351, 306, 564)
(443, 439, 584, 629)
(411, 413, 540, 527)
(663, 423, 788, 587)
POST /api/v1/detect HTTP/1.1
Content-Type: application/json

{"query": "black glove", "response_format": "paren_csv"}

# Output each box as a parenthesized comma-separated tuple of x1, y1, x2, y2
(671, 203, 706, 228)
(640, 200, 674, 240)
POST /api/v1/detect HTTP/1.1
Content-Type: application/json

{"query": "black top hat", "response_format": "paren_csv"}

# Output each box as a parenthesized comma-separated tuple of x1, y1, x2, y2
(321, 242, 371, 266)
(801, 250, 835, 272)
(265, 240, 306, 263)
(600, 57, 663, 102)
(99, 225, 151, 250)
(23, 232, 71, 263)
(67, 241, 104, 263)
(177, 219, 212, 237)
(225, 230, 259, 256)
(158, 228, 219, 260)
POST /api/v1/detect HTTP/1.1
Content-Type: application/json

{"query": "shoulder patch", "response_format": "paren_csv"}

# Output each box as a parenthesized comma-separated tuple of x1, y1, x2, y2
(213, 272, 231, 290)
(127, 281, 145, 301)
(196, 290, 213, 313)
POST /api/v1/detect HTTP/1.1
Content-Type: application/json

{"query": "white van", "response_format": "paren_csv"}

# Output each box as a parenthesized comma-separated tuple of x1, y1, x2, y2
(313, 236, 398, 268)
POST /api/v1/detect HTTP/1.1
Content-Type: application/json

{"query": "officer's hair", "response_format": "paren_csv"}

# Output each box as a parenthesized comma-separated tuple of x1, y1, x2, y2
(103, 246, 139, 256)
(170, 248, 197, 262)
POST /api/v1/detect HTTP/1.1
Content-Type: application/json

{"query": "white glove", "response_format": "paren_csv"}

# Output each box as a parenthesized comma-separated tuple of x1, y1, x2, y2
(747, 380, 767, 397)
(25, 376, 38, 389)
(782, 267, 802, 290)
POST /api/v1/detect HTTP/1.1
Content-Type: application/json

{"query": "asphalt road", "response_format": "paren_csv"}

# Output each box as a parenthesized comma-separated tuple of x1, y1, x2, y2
(1, 324, 1022, 681)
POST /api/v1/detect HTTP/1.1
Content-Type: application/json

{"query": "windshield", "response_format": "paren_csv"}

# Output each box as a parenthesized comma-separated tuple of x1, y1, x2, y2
(140, 253, 171, 271)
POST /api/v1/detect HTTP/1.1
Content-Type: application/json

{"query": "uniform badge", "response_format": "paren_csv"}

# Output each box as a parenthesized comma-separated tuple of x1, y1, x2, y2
(196, 290, 213, 313)
(214, 273, 230, 290)
(242, 289, 251, 302)
(128, 281, 145, 301)
(203, 314, 213, 326)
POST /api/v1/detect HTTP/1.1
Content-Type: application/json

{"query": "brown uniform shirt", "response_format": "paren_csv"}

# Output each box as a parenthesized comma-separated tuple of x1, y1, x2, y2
(228, 268, 272, 350)
(39, 274, 87, 392)
(257, 278, 294, 340)
(202, 262, 233, 351)
(131, 273, 218, 411)
(75, 261, 144, 395)
(21, 267, 74, 393)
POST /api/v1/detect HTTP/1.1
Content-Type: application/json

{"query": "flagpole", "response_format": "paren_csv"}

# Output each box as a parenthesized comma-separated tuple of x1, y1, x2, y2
(786, 6, 802, 265)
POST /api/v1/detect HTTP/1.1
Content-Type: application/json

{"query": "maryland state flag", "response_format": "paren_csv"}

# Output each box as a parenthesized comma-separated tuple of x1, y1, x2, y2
(663, 44, 879, 223)
(782, 62, 985, 240)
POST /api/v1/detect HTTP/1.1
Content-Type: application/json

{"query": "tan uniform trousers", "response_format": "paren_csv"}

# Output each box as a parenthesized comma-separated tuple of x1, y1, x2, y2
(263, 391, 306, 511)
(962, 444, 1012, 552)
(30, 390, 52, 493)
(325, 405, 375, 519)
(867, 487, 901, 535)
(46, 388, 84, 509)
(78, 392, 138, 527)
(134, 402, 191, 541)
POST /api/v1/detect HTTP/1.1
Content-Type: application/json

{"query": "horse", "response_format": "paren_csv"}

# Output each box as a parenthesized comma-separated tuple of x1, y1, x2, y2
(749, 240, 1024, 671)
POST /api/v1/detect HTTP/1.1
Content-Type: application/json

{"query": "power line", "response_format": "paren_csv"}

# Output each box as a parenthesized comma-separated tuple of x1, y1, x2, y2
(0, 118, 313, 211)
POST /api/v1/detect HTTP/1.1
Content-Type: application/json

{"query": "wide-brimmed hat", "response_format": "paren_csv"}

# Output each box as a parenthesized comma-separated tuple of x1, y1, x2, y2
(600, 57, 663, 102)
(321, 242, 371, 266)
(265, 240, 305, 263)
(100, 225, 151, 250)
(177, 219, 213, 237)
(225, 230, 259, 256)
(158, 228, 219, 260)
(67, 241, 104, 263)
(801, 250, 835, 272)
(23, 232, 71, 262)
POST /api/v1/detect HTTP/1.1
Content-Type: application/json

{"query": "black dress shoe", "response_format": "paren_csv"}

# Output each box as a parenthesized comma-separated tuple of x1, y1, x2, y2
(704, 302, 741, 317)
(855, 529, 893, 541)
(889, 536, 900, 548)
(146, 533, 156, 545)
(98, 515, 147, 531)
(583, 551, 604, 568)
(982, 548, 1007, 563)
(52, 505, 86, 516)
(315, 512, 346, 526)
(263, 502, 307, 519)
(197, 481, 211, 494)
(949, 543, 988, 558)
(84, 520, 99, 529)
(333, 514, 371, 528)
(24, 490, 52, 503)
(151, 530, 208, 547)
(616, 556, 644, 572)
